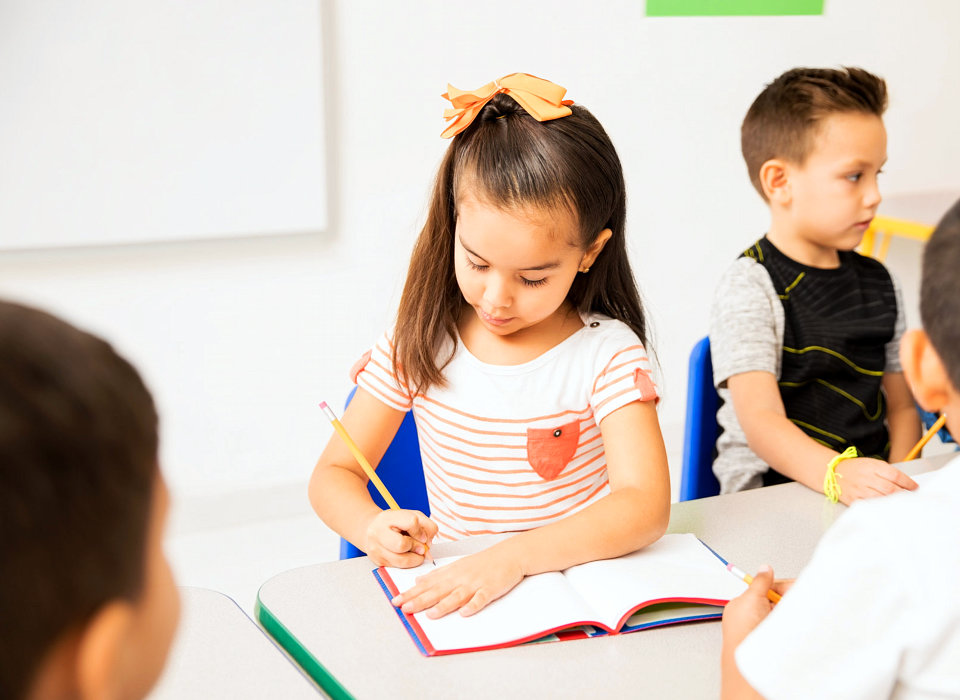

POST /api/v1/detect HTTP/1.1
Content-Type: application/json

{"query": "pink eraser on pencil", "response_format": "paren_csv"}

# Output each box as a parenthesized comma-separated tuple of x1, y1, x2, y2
(726, 563, 734, 572)
(319, 401, 329, 410)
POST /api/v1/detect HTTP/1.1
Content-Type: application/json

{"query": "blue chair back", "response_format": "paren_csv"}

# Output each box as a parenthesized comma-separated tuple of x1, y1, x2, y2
(339, 386, 429, 559)
(680, 337, 721, 501)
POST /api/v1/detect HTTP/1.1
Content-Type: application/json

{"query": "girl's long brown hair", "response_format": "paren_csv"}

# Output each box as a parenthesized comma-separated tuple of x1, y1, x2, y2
(394, 93, 648, 394)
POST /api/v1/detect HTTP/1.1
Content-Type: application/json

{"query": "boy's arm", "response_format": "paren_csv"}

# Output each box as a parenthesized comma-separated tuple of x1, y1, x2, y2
(727, 371, 837, 489)
(728, 371, 917, 503)
(721, 567, 783, 700)
(883, 371, 922, 463)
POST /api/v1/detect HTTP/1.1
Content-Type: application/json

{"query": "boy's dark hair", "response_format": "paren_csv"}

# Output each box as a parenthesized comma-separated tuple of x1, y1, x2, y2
(0, 301, 159, 699)
(920, 198, 960, 391)
(395, 92, 648, 392)
(741, 66, 888, 199)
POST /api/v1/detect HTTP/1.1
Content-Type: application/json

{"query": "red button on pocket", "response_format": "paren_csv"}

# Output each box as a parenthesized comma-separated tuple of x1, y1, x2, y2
(526, 419, 581, 481)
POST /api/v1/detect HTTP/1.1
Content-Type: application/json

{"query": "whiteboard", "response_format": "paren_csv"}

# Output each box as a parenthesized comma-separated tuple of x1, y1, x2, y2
(0, 1, 327, 249)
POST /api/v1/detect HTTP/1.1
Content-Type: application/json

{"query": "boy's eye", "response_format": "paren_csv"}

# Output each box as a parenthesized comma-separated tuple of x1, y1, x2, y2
(521, 277, 548, 288)
(846, 173, 862, 183)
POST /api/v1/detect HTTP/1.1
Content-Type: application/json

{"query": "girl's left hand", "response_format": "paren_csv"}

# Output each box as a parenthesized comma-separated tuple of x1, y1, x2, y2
(391, 546, 524, 619)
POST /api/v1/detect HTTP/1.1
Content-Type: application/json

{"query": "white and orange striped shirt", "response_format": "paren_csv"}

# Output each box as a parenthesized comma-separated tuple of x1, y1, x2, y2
(354, 313, 658, 542)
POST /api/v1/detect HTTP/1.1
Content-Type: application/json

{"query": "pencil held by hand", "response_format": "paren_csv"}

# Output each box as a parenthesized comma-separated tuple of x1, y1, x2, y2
(727, 563, 782, 604)
(319, 401, 433, 562)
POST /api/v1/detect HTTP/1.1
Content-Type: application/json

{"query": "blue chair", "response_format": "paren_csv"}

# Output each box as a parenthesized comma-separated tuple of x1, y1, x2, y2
(680, 337, 721, 501)
(338, 386, 430, 559)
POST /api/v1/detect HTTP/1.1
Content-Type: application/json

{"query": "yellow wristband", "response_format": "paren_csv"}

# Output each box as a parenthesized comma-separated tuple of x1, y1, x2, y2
(824, 446, 859, 503)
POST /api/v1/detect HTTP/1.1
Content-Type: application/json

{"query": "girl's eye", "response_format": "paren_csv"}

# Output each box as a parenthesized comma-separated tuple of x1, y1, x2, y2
(467, 259, 488, 272)
(846, 172, 862, 183)
(521, 277, 548, 288)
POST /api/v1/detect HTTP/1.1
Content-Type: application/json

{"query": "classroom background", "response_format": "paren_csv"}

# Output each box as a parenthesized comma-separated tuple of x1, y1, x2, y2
(2, 0, 959, 609)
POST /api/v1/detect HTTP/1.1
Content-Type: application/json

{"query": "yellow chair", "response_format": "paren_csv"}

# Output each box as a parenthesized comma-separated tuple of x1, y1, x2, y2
(858, 215, 934, 262)
(858, 191, 957, 262)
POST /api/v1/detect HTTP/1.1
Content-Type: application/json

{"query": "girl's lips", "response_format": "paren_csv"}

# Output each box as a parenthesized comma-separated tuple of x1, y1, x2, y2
(855, 218, 874, 229)
(479, 308, 513, 326)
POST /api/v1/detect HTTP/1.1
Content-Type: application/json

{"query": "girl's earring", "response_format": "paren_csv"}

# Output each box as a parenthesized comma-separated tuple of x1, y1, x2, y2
(579, 267, 590, 274)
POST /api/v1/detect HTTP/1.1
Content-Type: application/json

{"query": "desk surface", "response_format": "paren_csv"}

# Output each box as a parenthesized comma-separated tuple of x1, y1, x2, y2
(147, 587, 320, 699)
(256, 454, 953, 700)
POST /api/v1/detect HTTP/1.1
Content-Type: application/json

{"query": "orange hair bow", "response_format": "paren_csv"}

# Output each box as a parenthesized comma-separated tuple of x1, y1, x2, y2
(441, 73, 574, 139)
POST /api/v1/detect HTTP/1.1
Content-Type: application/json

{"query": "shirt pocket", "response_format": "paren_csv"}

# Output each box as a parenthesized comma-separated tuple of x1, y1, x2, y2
(526, 420, 581, 481)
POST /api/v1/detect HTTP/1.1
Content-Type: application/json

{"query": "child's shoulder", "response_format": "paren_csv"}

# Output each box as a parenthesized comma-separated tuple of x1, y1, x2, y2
(837, 457, 960, 557)
(579, 312, 646, 351)
(714, 249, 778, 303)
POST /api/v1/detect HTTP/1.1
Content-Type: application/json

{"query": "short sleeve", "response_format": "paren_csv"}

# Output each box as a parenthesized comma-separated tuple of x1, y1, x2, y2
(884, 272, 906, 373)
(353, 331, 413, 412)
(589, 339, 658, 425)
(735, 505, 910, 700)
(710, 257, 783, 388)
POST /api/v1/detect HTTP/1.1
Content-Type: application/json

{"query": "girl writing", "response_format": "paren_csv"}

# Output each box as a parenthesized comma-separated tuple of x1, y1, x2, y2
(309, 73, 670, 619)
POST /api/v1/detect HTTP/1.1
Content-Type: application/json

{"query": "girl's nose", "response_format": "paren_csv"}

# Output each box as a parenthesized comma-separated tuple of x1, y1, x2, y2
(483, 275, 512, 309)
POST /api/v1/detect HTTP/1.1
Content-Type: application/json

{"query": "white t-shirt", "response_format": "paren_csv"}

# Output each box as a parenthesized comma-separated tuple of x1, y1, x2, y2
(736, 455, 960, 699)
(353, 313, 658, 542)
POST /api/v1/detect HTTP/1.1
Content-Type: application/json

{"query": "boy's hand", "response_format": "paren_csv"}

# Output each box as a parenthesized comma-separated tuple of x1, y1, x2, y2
(722, 566, 793, 649)
(834, 457, 918, 504)
(391, 546, 524, 619)
(721, 567, 792, 700)
(363, 509, 437, 568)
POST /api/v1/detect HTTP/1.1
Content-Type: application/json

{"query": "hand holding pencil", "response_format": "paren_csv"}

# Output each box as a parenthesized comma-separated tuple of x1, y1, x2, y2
(320, 401, 436, 565)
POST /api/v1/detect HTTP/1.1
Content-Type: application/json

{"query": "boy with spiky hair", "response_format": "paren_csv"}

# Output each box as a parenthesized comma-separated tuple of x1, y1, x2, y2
(710, 67, 921, 502)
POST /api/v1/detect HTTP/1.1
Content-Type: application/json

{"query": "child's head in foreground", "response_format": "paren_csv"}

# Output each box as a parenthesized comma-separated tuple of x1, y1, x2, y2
(0, 301, 178, 700)
(395, 74, 648, 391)
(902, 198, 960, 436)
(742, 67, 889, 253)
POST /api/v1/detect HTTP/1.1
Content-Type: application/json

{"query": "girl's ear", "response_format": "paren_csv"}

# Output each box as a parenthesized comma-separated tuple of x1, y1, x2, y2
(759, 159, 790, 205)
(76, 600, 136, 700)
(900, 329, 951, 413)
(581, 229, 613, 270)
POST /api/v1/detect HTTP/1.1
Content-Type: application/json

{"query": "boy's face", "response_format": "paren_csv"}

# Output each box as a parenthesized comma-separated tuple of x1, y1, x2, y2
(782, 111, 887, 256)
(118, 476, 180, 699)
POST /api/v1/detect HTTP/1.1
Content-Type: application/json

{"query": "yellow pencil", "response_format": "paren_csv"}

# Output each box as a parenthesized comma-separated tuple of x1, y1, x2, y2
(726, 564, 782, 604)
(904, 414, 948, 462)
(319, 401, 431, 559)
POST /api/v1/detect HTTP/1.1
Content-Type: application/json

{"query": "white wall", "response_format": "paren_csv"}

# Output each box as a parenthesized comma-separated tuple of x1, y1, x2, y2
(2, 0, 958, 503)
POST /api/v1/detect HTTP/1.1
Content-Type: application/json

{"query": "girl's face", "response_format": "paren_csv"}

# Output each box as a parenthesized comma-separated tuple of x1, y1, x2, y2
(453, 193, 604, 339)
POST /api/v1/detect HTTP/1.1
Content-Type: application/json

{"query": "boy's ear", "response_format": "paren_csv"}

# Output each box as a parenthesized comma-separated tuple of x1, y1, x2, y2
(759, 159, 790, 204)
(900, 329, 951, 413)
(581, 228, 613, 270)
(76, 600, 136, 700)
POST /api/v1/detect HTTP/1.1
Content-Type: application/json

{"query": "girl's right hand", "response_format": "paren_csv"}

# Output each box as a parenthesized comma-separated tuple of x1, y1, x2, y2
(363, 509, 438, 568)
(834, 457, 918, 504)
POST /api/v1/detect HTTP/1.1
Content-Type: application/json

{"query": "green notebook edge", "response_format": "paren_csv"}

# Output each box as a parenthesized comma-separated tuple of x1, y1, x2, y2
(254, 594, 356, 700)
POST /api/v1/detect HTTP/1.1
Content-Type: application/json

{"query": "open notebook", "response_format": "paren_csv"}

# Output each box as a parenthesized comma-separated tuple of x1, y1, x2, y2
(374, 533, 747, 656)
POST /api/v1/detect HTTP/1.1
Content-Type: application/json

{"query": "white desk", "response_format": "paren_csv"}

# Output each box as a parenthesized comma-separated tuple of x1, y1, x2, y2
(148, 587, 321, 699)
(256, 454, 953, 700)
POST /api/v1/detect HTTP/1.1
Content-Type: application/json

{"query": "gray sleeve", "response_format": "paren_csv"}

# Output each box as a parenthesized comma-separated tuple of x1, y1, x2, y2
(709, 257, 784, 388)
(884, 272, 905, 373)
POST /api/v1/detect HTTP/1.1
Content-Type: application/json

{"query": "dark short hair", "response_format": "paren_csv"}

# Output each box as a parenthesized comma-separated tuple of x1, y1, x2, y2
(0, 301, 159, 699)
(741, 67, 888, 199)
(920, 198, 960, 391)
